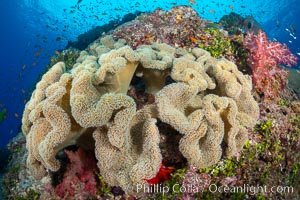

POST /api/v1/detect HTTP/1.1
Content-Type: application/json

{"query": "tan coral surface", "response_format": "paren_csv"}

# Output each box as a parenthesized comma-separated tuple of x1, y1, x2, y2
(22, 39, 259, 193)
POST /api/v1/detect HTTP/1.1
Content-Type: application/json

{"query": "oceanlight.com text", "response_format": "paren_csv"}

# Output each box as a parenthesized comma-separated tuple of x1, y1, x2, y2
(135, 183, 294, 195)
(208, 184, 294, 195)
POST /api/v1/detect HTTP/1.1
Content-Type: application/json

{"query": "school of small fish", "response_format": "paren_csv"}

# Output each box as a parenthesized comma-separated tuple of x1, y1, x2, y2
(1, 0, 299, 138)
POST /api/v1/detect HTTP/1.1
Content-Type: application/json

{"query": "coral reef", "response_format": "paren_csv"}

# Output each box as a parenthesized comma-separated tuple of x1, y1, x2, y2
(111, 6, 252, 75)
(66, 11, 142, 50)
(3, 6, 300, 200)
(244, 30, 298, 100)
(181, 166, 211, 198)
(21, 34, 259, 196)
(145, 161, 173, 184)
(93, 107, 162, 194)
(219, 12, 261, 35)
(198, 28, 234, 58)
(112, 6, 209, 49)
(55, 148, 97, 199)
(47, 48, 80, 71)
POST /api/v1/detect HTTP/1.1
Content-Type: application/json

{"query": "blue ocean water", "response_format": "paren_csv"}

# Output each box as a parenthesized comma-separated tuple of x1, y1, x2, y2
(0, 0, 299, 148)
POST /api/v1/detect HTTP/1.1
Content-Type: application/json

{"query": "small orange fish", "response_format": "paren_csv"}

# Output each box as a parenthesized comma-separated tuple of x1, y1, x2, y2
(55, 50, 60, 55)
(176, 14, 182, 20)
(14, 113, 19, 118)
(229, 5, 234, 10)
(145, 34, 152, 39)
(199, 35, 209, 40)
(175, 14, 182, 24)
(209, 9, 215, 14)
(189, 0, 196, 4)
(255, 134, 263, 140)
(190, 36, 199, 43)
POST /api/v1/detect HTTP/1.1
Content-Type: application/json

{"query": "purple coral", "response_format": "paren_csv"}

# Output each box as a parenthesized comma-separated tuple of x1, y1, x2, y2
(112, 6, 208, 49)
(181, 166, 211, 198)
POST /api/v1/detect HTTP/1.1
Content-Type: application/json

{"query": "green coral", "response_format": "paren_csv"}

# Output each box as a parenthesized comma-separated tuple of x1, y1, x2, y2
(164, 168, 187, 199)
(199, 159, 238, 177)
(197, 28, 249, 73)
(288, 162, 300, 185)
(9, 164, 21, 174)
(15, 189, 40, 200)
(220, 159, 236, 177)
(95, 172, 113, 198)
(199, 28, 233, 58)
(278, 99, 288, 106)
(47, 48, 80, 71)
(255, 119, 273, 134)
(0, 109, 6, 123)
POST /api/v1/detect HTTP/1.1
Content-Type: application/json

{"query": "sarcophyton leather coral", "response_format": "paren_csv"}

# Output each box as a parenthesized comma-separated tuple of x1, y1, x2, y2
(22, 37, 259, 194)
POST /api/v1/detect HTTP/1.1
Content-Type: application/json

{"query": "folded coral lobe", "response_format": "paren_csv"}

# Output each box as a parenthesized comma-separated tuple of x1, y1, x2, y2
(22, 40, 259, 194)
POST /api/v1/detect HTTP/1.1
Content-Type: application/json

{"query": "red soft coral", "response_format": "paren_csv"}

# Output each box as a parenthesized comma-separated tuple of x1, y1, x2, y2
(145, 161, 173, 184)
(244, 30, 298, 100)
(55, 147, 98, 199)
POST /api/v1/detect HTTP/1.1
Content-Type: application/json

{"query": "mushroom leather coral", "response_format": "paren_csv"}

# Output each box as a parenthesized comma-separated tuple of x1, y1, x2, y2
(22, 39, 259, 194)
(93, 106, 162, 193)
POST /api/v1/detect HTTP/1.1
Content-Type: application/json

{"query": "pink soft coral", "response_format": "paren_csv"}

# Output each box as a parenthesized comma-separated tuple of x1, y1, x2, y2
(55, 147, 98, 199)
(244, 30, 298, 100)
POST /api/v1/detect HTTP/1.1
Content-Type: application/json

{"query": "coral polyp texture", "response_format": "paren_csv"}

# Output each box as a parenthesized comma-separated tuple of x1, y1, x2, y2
(22, 39, 259, 194)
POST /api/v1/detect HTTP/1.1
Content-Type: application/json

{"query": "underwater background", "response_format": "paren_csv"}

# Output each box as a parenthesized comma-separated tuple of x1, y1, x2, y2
(0, 0, 300, 199)
(0, 0, 299, 148)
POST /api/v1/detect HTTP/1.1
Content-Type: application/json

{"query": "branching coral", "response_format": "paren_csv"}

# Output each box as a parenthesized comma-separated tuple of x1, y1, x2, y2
(22, 40, 259, 195)
(244, 30, 298, 100)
